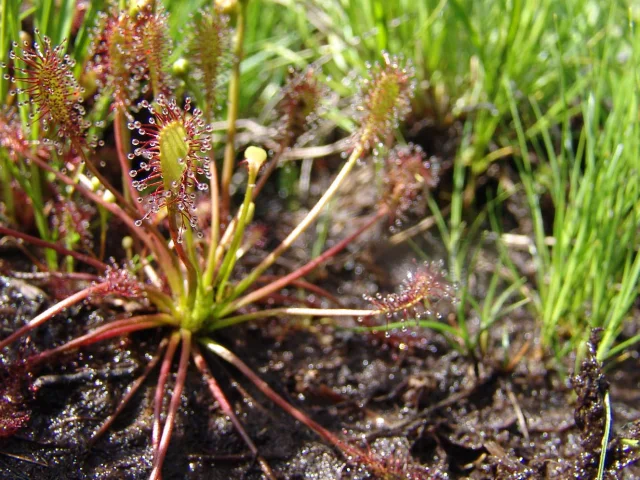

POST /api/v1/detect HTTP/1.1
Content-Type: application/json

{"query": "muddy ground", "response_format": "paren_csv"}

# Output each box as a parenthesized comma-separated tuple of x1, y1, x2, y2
(1, 243, 639, 480)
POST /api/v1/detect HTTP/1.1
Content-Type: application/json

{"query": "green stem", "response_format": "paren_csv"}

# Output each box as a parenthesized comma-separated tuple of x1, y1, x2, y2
(0, 156, 14, 221)
(28, 162, 57, 269)
(220, 0, 247, 219)
(215, 169, 258, 302)
(203, 152, 221, 287)
(167, 208, 198, 307)
(596, 391, 611, 480)
(221, 144, 365, 314)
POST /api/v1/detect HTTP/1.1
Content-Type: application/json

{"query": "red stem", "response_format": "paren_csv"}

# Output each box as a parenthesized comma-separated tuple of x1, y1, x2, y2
(229, 208, 386, 311)
(191, 345, 276, 480)
(28, 314, 170, 364)
(151, 329, 191, 480)
(0, 225, 107, 271)
(152, 331, 181, 451)
(204, 340, 358, 456)
(90, 337, 169, 444)
(0, 283, 103, 351)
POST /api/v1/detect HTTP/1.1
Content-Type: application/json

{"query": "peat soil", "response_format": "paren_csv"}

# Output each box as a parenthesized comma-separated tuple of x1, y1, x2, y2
(1, 133, 640, 479)
(0, 271, 639, 480)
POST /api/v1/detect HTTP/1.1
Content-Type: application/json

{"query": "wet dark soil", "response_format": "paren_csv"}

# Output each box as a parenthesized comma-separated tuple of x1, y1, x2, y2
(1, 266, 639, 479)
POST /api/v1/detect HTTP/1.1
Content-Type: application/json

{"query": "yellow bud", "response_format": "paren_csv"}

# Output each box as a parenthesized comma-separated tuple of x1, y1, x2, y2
(103, 190, 115, 203)
(244, 146, 267, 177)
(172, 58, 189, 76)
(122, 236, 134, 249)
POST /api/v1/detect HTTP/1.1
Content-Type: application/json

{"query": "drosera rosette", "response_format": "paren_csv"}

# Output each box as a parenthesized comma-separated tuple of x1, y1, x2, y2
(0, 7, 448, 477)
(128, 95, 212, 245)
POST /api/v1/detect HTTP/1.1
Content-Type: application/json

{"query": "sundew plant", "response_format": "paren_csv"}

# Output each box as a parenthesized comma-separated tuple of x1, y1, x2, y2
(0, 1, 453, 478)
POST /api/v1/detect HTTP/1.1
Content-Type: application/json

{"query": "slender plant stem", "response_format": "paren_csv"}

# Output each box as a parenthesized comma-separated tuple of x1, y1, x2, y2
(29, 314, 171, 363)
(203, 153, 221, 286)
(227, 207, 385, 313)
(0, 283, 102, 350)
(204, 196, 243, 289)
(0, 157, 15, 220)
(229, 144, 364, 303)
(215, 169, 257, 301)
(252, 145, 285, 200)
(254, 276, 344, 307)
(597, 391, 612, 480)
(152, 331, 180, 451)
(10, 271, 99, 282)
(167, 210, 198, 305)
(220, 0, 247, 219)
(90, 337, 168, 444)
(0, 225, 107, 271)
(151, 329, 191, 480)
(201, 339, 357, 456)
(191, 345, 276, 480)
(27, 162, 56, 268)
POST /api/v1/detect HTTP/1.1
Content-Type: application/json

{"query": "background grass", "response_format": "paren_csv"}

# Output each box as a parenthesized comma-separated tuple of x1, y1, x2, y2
(2, 0, 639, 363)
(282, 0, 640, 363)
(263, 0, 639, 363)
